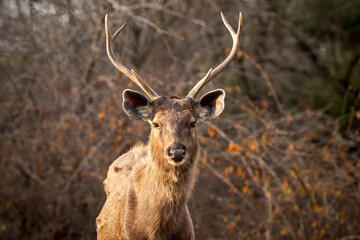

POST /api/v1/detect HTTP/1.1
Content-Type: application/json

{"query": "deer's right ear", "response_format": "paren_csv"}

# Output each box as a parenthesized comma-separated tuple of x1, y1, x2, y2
(122, 89, 152, 120)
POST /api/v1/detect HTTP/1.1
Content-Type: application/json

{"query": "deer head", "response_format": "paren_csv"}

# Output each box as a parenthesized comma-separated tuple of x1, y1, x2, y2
(105, 12, 242, 167)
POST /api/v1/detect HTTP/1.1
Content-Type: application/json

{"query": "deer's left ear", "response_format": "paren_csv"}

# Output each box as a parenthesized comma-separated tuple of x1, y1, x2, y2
(196, 89, 225, 121)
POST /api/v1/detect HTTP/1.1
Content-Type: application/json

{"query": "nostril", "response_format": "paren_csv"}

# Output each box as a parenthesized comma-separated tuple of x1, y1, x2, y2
(169, 149, 186, 162)
(167, 148, 174, 158)
(181, 150, 186, 157)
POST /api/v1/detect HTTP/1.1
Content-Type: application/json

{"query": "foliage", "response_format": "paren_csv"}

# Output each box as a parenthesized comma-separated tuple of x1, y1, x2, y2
(268, 0, 360, 130)
(0, 0, 359, 239)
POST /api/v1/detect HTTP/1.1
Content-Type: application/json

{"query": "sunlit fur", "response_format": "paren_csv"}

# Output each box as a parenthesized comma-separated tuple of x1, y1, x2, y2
(96, 97, 200, 240)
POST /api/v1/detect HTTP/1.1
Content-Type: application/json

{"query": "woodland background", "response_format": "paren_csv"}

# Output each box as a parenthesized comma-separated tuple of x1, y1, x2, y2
(1, 0, 360, 239)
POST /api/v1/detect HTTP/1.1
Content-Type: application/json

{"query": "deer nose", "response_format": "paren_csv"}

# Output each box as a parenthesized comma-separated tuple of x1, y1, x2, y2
(165, 142, 187, 162)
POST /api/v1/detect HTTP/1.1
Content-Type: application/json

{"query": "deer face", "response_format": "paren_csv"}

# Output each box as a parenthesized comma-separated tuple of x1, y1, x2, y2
(105, 12, 242, 165)
(122, 89, 225, 166)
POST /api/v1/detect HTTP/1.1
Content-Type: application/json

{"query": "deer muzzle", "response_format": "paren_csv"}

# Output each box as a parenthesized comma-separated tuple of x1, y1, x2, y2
(164, 142, 188, 166)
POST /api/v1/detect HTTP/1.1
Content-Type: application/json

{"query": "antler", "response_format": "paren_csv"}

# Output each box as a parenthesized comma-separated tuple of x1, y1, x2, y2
(105, 14, 160, 100)
(187, 12, 243, 99)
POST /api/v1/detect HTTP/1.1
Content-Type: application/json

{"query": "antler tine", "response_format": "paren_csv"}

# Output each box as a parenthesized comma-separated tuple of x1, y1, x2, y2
(187, 12, 243, 99)
(105, 14, 159, 100)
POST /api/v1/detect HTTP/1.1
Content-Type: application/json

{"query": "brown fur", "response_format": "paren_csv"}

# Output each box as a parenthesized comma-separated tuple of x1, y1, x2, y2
(97, 97, 199, 240)
(100, 11, 238, 238)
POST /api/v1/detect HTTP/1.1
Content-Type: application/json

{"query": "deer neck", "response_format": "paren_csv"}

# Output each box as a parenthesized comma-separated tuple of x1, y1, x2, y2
(133, 141, 199, 206)
(126, 142, 198, 238)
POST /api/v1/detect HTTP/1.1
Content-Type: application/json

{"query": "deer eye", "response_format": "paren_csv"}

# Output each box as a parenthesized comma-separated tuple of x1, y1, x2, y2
(152, 122, 160, 128)
(189, 121, 197, 128)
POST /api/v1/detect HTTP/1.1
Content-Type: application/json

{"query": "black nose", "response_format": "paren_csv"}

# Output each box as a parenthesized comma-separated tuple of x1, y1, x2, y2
(166, 142, 187, 162)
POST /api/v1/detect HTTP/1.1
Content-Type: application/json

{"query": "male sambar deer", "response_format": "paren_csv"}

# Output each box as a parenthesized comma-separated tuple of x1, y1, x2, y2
(97, 12, 242, 240)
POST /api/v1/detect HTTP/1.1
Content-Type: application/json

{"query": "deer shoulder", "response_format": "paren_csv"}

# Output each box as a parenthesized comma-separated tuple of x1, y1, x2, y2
(103, 144, 147, 197)
(97, 11, 243, 240)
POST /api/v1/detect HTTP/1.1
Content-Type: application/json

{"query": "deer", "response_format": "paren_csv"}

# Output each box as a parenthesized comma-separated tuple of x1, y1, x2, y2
(96, 11, 242, 240)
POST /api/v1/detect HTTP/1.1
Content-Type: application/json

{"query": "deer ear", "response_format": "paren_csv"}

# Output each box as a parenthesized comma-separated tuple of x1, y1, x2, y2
(122, 89, 152, 120)
(196, 89, 225, 121)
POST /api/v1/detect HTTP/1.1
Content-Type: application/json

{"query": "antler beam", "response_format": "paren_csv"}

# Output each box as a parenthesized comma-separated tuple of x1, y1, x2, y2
(105, 14, 159, 100)
(187, 12, 243, 99)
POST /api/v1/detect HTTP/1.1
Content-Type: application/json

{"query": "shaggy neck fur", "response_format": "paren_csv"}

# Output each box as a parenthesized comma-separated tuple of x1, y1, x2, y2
(129, 138, 199, 239)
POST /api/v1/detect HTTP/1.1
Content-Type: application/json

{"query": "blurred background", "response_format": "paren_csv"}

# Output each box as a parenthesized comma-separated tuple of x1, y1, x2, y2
(1, 0, 359, 239)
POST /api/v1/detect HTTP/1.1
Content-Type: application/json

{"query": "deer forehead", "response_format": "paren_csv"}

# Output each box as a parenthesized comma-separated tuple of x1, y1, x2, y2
(153, 110, 196, 123)
(152, 98, 196, 123)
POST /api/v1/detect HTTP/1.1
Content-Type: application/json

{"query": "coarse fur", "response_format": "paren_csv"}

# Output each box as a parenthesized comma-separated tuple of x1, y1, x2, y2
(96, 94, 224, 240)
(98, 10, 241, 239)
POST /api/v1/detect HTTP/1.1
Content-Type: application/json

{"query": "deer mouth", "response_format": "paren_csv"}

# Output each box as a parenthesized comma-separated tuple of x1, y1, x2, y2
(167, 158, 186, 166)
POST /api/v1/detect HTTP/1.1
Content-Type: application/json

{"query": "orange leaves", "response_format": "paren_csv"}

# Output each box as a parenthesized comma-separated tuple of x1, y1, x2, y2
(117, 120, 124, 127)
(288, 144, 294, 151)
(248, 140, 259, 152)
(240, 104, 246, 112)
(98, 112, 105, 121)
(280, 225, 291, 236)
(224, 48, 231, 56)
(261, 100, 269, 109)
(2, 101, 11, 108)
(126, 82, 133, 88)
(226, 221, 237, 230)
(236, 50, 243, 59)
(88, 132, 95, 142)
(206, 128, 217, 138)
(226, 142, 242, 153)
(200, 137, 207, 145)
(261, 133, 272, 146)
(62, 123, 70, 131)
(223, 166, 234, 178)
(55, 123, 69, 131)
(236, 167, 244, 178)
(201, 156, 207, 166)
(225, 136, 261, 154)
(116, 135, 123, 143)
(313, 205, 324, 213)
(282, 180, 292, 195)
(356, 111, 360, 120)
(292, 205, 299, 212)
(247, 136, 260, 153)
